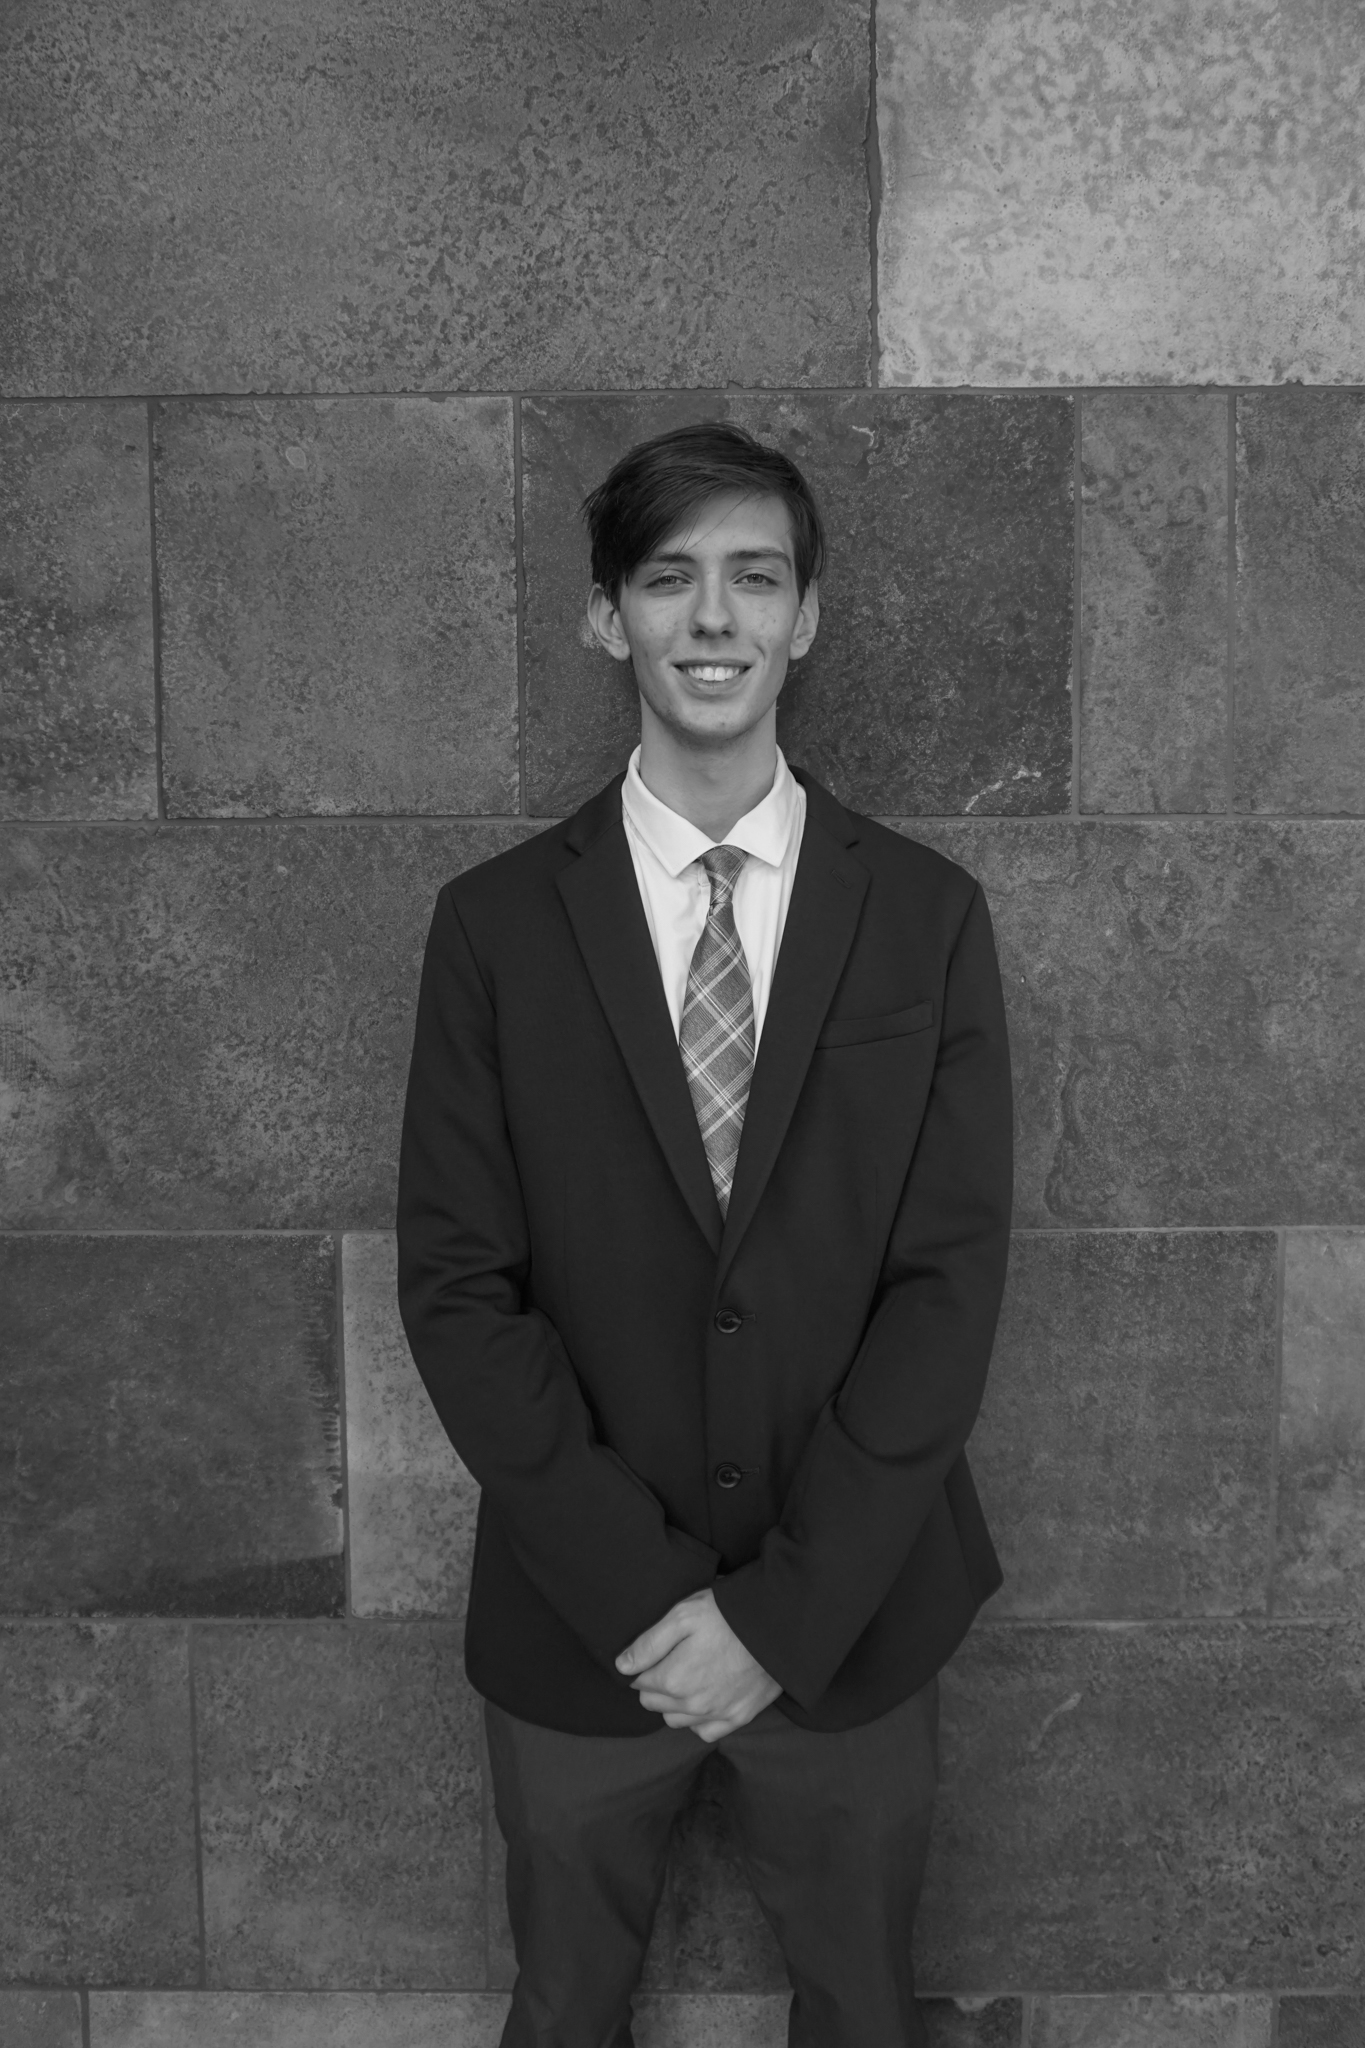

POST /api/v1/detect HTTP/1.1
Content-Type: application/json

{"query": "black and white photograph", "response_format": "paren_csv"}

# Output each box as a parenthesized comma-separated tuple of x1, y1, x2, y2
(2, 3, 1363, 2046)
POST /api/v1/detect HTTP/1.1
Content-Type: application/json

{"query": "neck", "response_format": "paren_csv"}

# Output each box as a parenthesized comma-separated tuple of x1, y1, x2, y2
(636, 706, 779, 841)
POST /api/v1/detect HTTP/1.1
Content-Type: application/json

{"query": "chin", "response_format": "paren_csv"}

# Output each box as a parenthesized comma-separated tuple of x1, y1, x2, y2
(686, 727, 746, 749)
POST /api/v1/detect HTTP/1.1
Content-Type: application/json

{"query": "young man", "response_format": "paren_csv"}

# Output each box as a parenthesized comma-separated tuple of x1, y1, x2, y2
(397, 422, 1013, 2046)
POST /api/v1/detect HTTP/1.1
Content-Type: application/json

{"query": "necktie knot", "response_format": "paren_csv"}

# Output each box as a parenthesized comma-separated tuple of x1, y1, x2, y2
(700, 844, 747, 905)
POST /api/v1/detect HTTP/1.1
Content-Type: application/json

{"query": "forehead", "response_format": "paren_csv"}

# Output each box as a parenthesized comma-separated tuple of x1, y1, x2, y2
(650, 490, 795, 560)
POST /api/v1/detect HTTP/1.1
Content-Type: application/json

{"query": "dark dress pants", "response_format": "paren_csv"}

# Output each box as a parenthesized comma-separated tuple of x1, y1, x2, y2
(485, 1677, 939, 2048)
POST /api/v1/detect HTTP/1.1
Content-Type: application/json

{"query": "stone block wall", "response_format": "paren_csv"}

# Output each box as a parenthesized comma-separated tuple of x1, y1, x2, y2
(2, 3, 1363, 2044)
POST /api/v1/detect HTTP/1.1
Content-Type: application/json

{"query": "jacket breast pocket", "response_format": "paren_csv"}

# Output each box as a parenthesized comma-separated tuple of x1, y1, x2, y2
(816, 1001, 934, 1049)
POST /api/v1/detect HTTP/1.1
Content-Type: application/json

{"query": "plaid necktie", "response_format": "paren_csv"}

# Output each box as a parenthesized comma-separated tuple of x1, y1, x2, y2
(679, 845, 755, 1218)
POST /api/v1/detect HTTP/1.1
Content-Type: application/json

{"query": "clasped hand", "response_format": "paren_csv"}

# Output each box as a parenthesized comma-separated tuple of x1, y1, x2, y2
(615, 1588, 781, 1743)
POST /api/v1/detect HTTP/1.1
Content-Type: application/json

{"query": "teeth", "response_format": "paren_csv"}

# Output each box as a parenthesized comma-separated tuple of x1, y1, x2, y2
(682, 664, 744, 681)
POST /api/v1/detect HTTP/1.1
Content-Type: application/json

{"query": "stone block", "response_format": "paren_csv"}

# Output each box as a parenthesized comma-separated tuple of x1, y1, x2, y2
(916, 1621, 1365, 1992)
(642, 1755, 786, 1991)
(1032, 1998, 1272, 2046)
(922, 2003, 1023, 2048)
(974, 1232, 1277, 1617)
(195, 1621, 483, 1986)
(1275, 1231, 1365, 1615)
(1235, 392, 1365, 815)
(0, 1621, 198, 1984)
(877, 0, 1365, 385)
(156, 398, 518, 817)
(0, 403, 155, 820)
(0, 819, 532, 1229)
(344, 1232, 479, 1617)
(632, 1999, 789, 2048)
(1277, 1999, 1365, 2048)
(90, 1992, 510, 2047)
(1, 0, 869, 395)
(0, 1991, 83, 2047)
(523, 393, 1073, 816)
(908, 821, 1365, 1227)
(0, 1234, 340, 1615)
(1080, 393, 1230, 814)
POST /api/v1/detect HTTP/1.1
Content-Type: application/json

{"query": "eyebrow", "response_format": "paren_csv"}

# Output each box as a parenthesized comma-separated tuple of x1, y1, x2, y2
(646, 546, 792, 567)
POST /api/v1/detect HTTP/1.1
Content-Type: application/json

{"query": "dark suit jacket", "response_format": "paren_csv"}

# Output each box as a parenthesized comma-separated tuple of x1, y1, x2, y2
(397, 767, 1013, 1736)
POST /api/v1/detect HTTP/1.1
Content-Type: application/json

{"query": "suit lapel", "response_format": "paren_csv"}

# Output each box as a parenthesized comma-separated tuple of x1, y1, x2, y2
(557, 781, 723, 1255)
(717, 778, 869, 1285)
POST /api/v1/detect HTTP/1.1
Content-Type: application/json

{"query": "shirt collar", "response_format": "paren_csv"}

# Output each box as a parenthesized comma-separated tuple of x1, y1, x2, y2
(622, 745, 801, 879)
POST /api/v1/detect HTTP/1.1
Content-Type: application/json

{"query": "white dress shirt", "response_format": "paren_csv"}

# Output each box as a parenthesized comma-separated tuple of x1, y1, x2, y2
(620, 744, 807, 1048)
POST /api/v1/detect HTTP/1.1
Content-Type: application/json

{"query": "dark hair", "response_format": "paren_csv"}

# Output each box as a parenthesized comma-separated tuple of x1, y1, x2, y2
(581, 420, 825, 601)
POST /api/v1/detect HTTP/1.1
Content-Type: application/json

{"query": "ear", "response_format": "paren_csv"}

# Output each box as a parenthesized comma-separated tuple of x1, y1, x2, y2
(788, 578, 820, 661)
(586, 583, 634, 663)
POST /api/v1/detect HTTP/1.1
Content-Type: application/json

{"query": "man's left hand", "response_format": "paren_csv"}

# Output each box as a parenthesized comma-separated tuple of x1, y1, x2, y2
(616, 1589, 781, 1742)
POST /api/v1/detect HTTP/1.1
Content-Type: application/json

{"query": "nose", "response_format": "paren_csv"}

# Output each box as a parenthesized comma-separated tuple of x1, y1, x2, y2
(687, 567, 736, 639)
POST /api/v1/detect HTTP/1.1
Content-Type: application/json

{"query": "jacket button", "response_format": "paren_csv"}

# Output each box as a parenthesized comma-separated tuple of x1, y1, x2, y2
(714, 1308, 743, 1334)
(715, 1462, 744, 1489)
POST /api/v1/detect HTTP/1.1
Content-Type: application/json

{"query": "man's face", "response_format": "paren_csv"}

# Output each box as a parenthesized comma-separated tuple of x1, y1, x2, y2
(587, 491, 819, 748)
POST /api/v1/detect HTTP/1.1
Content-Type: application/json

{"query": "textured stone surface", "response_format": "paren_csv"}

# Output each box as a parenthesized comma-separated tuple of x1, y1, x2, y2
(908, 821, 1365, 1227)
(1031, 1996, 1273, 2046)
(523, 393, 1073, 815)
(71, 1995, 1318, 2048)
(1039, 1998, 1277, 2048)
(877, 0, 1365, 385)
(0, 820, 532, 1229)
(156, 398, 518, 817)
(0, 1621, 197, 1984)
(92, 2004, 956, 2048)
(1277, 2000, 1365, 2048)
(91, 1993, 509, 2047)
(1275, 1231, 1365, 1615)
(1235, 392, 1365, 815)
(0, 1233, 340, 1615)
(0, 1992, 83, 2047)
(1, 404, 155, 820)
(196, 1622, 482, 1987)
(344, 1232, 478, 1617)
(633, 2000, 789, 2048)
(642, 1756, 786, 1991)
(921, 2001, 1024, 2047)
(1080, 393, 1230, 814)
(916, 1622, 1365, 1991)
(974, 1232, 1277, 1617)
(1, 0, 869, 395)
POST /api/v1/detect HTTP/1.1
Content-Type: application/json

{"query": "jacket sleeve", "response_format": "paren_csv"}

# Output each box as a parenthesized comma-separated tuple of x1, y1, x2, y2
(712, 881, 1013, 1711)
(396, 883, 719, 1669)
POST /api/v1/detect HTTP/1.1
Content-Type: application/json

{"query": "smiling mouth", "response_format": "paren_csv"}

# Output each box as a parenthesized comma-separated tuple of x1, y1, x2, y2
(675, 662, 750, 683)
